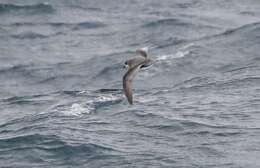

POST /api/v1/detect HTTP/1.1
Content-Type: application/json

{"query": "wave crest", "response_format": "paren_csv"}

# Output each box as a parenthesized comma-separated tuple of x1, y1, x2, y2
(143, 18, 191, 28)
(0, 3, 55, 14)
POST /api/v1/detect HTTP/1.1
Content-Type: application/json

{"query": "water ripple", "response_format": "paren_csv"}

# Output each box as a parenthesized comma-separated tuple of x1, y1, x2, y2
(0, 3, 55, 14)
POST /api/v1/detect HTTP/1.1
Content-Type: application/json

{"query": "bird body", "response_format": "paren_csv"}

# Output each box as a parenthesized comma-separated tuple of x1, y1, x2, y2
(123, 48, 153, 104)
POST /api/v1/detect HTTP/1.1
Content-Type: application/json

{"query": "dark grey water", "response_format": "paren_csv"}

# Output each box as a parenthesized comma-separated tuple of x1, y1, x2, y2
(0, 0, 260, 167)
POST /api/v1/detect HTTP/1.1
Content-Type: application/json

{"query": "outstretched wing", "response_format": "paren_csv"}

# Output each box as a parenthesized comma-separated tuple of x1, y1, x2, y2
(123, 79, 133, 104)
(123, 63, 143, 105)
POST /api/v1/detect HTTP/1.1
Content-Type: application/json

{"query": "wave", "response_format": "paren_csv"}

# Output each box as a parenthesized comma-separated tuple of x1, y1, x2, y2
(175, 2, 198, 9)
(59, 103, 94, 116)
(173, 77, 209, 89)
(2, 94, 49, 105)
(51, 91, 122, 116)
(58, 90, 89, 96)
(38, 74, 84, 84)
(13, 21, 104, 29)
(143, 18, 192, 28)
(96, 89, 123, 93)
(91, 62, 123, 82)
(71, 21, 106, 30)
(0, 134, 60, 149)
(0, 64, 39, 80)
(0, 27, 7, 34)
(221, 21, 260, 36)
(153, 43, 194, 70)
(0, 133, 58, 144)
(155, 50, 191, 62)
(10, 32, 50, 39)
(0, 133, 116, 153)
(68, 4, 102, 12)
(0, 12, 105, 38)
(179, 119, 231, 129)
(154, 37, 186, 49)
(0, 3, 55, 14)
(111, 110, 231, 130)
(177, 76, 260, 91)
(41, 143, 117, 157)
(2, 21, 105, 28)
(223, 65, 258, 74)
(197, 21, 260, 42)
(1, 21, 106, 38)
(0, 64, 27, 73)
(213, 132, 244, 137)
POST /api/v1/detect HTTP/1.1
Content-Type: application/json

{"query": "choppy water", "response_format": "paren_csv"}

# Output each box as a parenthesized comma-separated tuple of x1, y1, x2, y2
(0, 0, 260, 167)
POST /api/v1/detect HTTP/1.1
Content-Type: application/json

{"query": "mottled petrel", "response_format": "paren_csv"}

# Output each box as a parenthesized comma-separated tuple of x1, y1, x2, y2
(123, 48, 153, 104)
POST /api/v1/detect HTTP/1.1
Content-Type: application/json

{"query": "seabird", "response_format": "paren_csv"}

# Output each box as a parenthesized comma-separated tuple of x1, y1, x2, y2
(123, 48, 153, 105)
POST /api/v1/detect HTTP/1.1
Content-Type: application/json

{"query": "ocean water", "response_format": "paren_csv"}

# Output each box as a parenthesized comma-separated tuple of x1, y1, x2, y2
(0, 0, 260, 167)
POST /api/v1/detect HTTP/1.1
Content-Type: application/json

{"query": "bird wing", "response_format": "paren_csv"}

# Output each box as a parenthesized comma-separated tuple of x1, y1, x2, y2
(140, 58, 153, 69)
(123, 79, 133, 104)
(126, 57, 145, 69)
(123, 62, 144, 105)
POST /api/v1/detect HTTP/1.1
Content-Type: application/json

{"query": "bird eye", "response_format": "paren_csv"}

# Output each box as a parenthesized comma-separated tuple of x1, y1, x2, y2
(124, 62, 129, 69)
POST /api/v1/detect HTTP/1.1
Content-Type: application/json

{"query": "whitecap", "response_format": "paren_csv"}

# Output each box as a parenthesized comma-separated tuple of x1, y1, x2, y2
(77, 90, 90, 95)
(95, 94, 122, 103)
(136, 95, 157, 104)
(155, 43, 194, 62)
(181, 43, 195, 50)
(156, 50, 190, 61)
(69, 103, 92, 115)
(49, 93, 121, 116)
(174, 50, 190, 58)
(56, 102, 94, 116)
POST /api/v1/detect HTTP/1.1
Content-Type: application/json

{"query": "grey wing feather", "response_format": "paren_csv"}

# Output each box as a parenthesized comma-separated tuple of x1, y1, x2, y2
(126, 57, 145, 69)
(123, 79, 133, 104)
(123, 63, 143, 105)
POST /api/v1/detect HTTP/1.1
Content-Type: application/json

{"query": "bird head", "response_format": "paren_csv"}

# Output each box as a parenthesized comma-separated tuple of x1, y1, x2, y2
(136, 47, 148, 58)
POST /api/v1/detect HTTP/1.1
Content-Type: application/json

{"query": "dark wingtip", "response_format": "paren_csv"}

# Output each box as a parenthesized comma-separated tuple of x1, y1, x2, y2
(127, 97, 133, 105)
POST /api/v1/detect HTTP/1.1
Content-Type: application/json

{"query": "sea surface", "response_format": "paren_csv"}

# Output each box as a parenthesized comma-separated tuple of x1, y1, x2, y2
(0, 0, 260, 167)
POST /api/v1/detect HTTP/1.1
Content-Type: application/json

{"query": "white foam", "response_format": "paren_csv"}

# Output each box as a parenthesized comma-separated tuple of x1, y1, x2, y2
(61, 103, 94, 116)
(51, 94, 121, 116)
(72, 103, 90, 114)
(156, 54, 173, 61)
(78, 90, 89, 95)
(156, 51, 189, 61)
(95, 94, 121, 102)
(156, 50, 191, 62)
(181, 43, 194, 50)
(155, 43, 194, 62)
(174, 50, 190, 58)
(136, 95, 157, 103)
